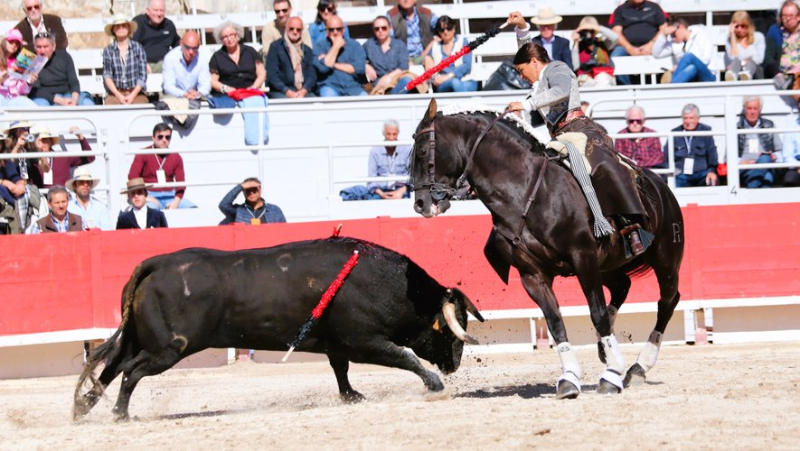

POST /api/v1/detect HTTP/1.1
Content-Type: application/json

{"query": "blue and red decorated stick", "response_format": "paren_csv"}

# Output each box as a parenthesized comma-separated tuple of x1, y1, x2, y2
(403, 21, 509, 93)
(281, 248, 360, 362)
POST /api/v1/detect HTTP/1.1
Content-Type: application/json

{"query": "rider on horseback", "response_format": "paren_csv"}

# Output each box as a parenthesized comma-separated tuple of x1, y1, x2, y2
(505, 11, 651, 256)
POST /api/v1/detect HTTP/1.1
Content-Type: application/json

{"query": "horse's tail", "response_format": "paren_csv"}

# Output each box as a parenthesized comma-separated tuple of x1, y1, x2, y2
(72, 261, 155, 419)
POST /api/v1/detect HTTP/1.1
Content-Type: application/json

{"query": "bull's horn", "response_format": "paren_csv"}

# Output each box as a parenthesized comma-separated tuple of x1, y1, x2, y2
(442, 302, 479, 345)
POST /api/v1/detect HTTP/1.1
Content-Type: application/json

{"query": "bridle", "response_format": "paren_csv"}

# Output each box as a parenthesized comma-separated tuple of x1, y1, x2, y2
(412, 110, 516, 201)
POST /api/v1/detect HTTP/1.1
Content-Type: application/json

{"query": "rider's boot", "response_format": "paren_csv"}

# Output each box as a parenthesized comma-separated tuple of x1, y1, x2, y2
(619, 216, 651, 257)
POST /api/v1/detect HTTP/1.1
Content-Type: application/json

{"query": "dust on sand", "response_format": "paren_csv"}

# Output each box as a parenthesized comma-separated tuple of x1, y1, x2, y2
(2, 342, 799, 449)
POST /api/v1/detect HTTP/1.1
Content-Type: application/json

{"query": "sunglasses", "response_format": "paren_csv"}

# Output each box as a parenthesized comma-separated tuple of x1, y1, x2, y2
(327, 27, 344, 33)
(287, 27, 303, 32)
(274, 8, 289, 14)
(244, 187, 261, 194)
(319, 5, 336, 12)
(34, 31, 52, 39)
(182, 44, 199, 51)
(155, 134, 172, 141)
(627, 119, 644, 124)
(733, 24, 747, 29)
(439, 26, 454, 33)
(26, 4, 41, 11)
(373, 26, 389, 31)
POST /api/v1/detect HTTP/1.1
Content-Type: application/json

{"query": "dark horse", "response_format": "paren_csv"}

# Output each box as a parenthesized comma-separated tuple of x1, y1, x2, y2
(411, 99, 684, 398)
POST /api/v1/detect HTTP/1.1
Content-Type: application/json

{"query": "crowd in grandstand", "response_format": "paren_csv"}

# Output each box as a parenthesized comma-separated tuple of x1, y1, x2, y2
(2, 0, 800, 235)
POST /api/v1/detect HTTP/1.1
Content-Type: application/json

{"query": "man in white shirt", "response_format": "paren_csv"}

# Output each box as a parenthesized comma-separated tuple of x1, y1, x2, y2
(158, 31, 210, 129)
(367, 120, 412, 199)
(66, 166, 115, 230)
(653, 17, 715, 83)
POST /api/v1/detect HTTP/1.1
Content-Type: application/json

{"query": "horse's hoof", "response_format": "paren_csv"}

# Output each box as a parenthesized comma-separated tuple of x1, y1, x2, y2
(112, 412, 130, 422)
(340, 391, 366, 404)
(597, 379, 622, 395)
(556, 381, 580, 400)
(623, 363, 647, 388)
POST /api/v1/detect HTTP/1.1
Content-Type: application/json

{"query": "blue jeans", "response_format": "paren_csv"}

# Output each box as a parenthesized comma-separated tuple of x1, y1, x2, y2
(434, 78, 478, 93)
(32, 92, 95, 106)
(237, 95, 270, 146)
(0, 96, 38, 108)
(672, 53, 716, 83)
(611, 46, 632, 85)
(319, 85, 368, 97)
(390, 76, 414, 94)
(675, 168, 712, 187)
(742, 154, 774, 188)
(147, 190, 197, 210)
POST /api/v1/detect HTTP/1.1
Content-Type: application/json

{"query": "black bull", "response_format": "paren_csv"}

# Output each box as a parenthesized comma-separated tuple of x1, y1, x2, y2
(73, 237, 484, 421)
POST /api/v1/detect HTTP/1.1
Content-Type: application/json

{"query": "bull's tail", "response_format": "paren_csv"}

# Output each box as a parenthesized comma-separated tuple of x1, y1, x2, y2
(72, 261, 155, 421)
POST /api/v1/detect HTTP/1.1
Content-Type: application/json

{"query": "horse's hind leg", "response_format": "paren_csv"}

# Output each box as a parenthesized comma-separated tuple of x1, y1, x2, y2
(520, 273, 581, 400)
(625, 264, 681, 387)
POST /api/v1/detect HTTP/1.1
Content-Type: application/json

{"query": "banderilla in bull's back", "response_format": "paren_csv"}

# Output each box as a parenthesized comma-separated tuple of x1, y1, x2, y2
(73, 236, 484, 422)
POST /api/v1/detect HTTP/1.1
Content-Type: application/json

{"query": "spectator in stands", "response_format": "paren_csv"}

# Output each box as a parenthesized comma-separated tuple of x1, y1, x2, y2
(266, 16, 316, 99)
(261, 0, 311, 59)
(615, 105, 664, 169)
(666, 104, 719, 187)
(725, 11, 765, 81)
(425, 16, 477, 93)
(128, 123, 195, 210)
(737, 96, 782, 188)
(14, 0, 68, 53)
(1, 29, 38, 108)
(765, 1, 800, 79)
(132, 0, 180, 74)
(116, 178, 168, 229)
(5, 121, 43, 230)
(39, 125, 96, 188)
(102, 15, 149, 106)
(310, 0, 351, 45)
(609, 0, 668, 85)
(781, 113, 800, 186)
(28, 32, 94, 106)
(27, 185, 86, 234)
(66, 166, 114, 230)
(11, 126, 70, 189)
(209, 21, 270, 146)
(159, 30, 210, 128)
(219, 177, 286, 225)
(387, 0, 437, 65)
(364, 15, 413, 95)
(528, 6, 572, 70)
(313, 15, 367, 97)
(368, 119, 412, 199)
(771, 1, 800, 106)
(571, 16, 618, 87)
(653, 17, 715, 84)
(0, 137, 25, 235)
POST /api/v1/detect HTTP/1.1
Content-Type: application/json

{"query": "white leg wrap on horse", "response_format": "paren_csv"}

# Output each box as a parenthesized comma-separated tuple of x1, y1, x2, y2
(558, 371, 582, 393)
(556, 342, 582, 379)
(636, 330, 663, 372)
(600, 369, 624, 390)
(600, 335, 626, 373)
(595, 305, 620, 341)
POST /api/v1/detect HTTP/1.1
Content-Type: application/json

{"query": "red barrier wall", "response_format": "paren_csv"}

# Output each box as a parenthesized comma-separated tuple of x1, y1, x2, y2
(1, 203, 799, 337)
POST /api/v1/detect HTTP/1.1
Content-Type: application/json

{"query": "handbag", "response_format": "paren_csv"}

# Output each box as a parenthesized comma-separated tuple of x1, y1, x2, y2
(482, 59, 532, 91)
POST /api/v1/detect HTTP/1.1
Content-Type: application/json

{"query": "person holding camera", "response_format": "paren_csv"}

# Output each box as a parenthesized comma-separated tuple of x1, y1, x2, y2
(571, 16, 618, 87)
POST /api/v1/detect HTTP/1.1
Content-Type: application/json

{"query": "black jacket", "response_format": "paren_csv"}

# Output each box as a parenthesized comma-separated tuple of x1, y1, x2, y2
(265, 38, 317, 95)
(116, 208, 168, 229)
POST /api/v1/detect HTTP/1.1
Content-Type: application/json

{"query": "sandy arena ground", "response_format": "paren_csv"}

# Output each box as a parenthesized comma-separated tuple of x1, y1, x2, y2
(2, 342, 799, 450)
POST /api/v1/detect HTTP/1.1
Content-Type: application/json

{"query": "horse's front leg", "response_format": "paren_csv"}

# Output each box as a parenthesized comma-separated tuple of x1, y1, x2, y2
(573, 256, 626, 395)
(520, 273, 581, 400)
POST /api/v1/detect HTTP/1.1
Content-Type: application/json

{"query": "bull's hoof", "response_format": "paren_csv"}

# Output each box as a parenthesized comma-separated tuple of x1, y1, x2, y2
(340, 390, 366, 404)
(597, 341, 607, 364)
(623, 363, 647, 388)
(555, 380, 580, 400)
(597, 379, 622, 395)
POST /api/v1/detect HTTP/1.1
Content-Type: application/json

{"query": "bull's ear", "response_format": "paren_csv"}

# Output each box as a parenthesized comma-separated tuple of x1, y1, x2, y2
(424, 98, 438, 122)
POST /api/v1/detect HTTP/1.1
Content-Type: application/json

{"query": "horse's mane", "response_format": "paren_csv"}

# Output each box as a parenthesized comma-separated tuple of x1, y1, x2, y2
(440, 103, 551, 146)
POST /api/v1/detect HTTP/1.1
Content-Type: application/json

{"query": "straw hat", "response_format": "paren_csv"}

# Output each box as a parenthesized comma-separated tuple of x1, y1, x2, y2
(104, 15, 138, 37)
(6, 29, 24, 44)
(66, 166, 100, 192)
(530, 6, 563, 26)
(32, 126, 60, 144)
(5, 120, 33, 135)
(577, 16, 600, 32)
(121, 177, 152, 194)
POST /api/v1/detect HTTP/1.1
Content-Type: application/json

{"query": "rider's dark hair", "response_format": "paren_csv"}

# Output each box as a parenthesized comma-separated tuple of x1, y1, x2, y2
(512, 43, 551, 66)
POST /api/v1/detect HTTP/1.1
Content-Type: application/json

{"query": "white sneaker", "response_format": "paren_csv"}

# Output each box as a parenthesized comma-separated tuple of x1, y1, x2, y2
(738, 71, 751, 81)
(725, 70, 737, 82)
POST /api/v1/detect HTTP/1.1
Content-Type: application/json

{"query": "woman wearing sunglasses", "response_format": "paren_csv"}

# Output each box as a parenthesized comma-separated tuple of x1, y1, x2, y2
(310, 0, 350, 45)
(724, 11, 765, 81)
(424, 15, 477, 93)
